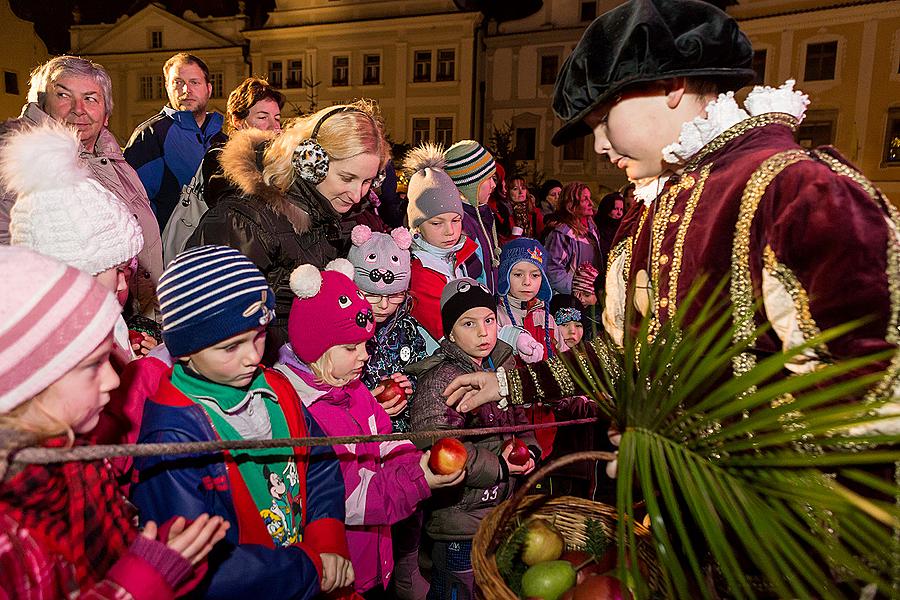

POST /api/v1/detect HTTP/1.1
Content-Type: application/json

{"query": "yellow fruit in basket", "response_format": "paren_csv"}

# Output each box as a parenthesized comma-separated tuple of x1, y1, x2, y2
(522, 518, 565, 566)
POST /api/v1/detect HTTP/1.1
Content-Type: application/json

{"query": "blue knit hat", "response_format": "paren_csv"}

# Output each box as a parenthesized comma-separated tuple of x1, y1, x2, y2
(498, 238, 552, 302)
(158, 245, 275, 357)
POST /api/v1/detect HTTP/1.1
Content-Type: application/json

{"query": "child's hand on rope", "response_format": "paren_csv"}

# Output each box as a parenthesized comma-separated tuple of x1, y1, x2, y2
(142, 514, 229, 565)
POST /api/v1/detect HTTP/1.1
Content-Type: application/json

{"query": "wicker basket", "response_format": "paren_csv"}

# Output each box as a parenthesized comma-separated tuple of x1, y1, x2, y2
(472, 451, 660, 599)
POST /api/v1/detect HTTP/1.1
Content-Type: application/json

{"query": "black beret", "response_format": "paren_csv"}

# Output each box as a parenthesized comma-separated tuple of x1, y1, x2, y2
(551, 0, 756, 146)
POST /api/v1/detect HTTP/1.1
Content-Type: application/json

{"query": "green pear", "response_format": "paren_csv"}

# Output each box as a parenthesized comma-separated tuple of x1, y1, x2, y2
(521, 519, 565, 565)
(521, 560, 577, 600)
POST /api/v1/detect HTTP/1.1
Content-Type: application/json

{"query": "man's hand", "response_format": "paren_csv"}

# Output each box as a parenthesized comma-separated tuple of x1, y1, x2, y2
(443, 372, 501, 413)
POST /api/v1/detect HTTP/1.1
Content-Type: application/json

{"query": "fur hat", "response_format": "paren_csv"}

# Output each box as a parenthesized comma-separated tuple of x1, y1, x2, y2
(0, 246, 121, 412)
(551, 0, 755, 146)
(498, 238, 553, 303)
(444, 140, 497, 206)
(159, 245, 275, 358)
(347, 225, 413, 295)
(288, 258, 376, 363)
(1, 120, 144, 275)
(440, 277, 496, 337)
(404, 143, 464, 228)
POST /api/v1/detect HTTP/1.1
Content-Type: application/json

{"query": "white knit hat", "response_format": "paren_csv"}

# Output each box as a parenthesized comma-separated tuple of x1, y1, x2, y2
(1, 120, 144, 275)
(403, 143, 464, 229)
(0, 246, 121, 412)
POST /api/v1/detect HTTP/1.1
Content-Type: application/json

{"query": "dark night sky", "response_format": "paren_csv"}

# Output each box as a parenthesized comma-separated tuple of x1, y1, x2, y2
(11, 0, 276, 54)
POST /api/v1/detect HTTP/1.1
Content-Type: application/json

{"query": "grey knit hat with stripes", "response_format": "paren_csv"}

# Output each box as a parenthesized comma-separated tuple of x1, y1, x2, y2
(158, 245, 275, 357)
(444, 140, 497, 207)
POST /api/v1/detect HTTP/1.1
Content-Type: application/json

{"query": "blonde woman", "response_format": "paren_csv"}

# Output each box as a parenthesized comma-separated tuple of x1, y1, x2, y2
(188, 99, 391, 350)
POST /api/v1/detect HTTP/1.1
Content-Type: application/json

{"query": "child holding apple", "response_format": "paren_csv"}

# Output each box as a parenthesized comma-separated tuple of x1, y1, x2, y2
(408, 277, 539, 600)
(275, 259, 465, 597)
(0, 246, 229, 599)
(131, 246, 354, 600)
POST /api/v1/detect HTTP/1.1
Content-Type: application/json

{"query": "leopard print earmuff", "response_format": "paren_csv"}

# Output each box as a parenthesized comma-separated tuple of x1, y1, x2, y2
(292, 106, 387, 188)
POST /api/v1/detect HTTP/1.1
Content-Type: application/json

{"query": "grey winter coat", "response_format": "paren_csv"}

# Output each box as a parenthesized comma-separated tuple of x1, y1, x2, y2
(407, 339, 537, 540)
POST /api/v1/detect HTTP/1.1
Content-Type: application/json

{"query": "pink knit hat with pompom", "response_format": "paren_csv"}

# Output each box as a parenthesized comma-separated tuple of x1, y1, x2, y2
(287, 258, 376, 363)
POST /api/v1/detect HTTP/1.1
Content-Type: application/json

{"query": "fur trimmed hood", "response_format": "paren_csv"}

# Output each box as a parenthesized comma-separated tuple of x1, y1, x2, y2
(219, 128, 311, 234)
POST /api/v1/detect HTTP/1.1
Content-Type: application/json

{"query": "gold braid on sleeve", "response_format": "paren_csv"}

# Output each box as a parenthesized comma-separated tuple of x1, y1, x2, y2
(507, 366, 524, 406)
(547, 356, 576, 397)
(526, 364, 545, 403)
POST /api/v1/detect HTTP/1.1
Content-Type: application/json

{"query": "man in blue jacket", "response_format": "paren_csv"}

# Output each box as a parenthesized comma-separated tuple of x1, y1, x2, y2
(125, 52, 223, 231)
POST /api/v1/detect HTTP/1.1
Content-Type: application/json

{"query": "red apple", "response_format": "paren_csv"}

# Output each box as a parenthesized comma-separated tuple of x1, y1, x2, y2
(128, 330, 145, 347)
(428, 438, 467, 474)
(561, 550, 604, 584)
(567, 574, 624, 600)
(375, 379, 407, 405)
(503, 436, 530, 466)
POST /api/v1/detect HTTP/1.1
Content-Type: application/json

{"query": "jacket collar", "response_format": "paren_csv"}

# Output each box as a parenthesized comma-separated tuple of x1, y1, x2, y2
(162, 106, 223, 133)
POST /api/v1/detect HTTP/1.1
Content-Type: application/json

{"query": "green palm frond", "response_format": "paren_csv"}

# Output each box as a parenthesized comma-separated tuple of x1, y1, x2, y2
(562, 281, 899, 599)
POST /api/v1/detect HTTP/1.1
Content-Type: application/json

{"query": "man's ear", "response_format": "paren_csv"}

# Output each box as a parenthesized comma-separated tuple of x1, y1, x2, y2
(663, 77, 688, 109)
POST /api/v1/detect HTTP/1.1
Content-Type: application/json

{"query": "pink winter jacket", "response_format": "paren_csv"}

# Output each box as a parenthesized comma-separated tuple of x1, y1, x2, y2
(275, 349, 431, 593)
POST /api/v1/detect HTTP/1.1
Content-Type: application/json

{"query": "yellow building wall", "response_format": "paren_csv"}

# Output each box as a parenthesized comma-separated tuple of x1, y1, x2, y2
(0, 0, 48, 120)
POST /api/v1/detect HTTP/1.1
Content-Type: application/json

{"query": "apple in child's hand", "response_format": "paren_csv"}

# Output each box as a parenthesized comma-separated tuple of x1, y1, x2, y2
(128, 330, 145, 347)
(375, 379, 407, 404)
(502, 436, 531, 466)
(428, 438, 467, 475)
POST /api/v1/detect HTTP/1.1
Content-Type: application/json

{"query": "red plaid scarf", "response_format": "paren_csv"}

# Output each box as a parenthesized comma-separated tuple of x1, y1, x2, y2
(0, 437, 136, 589)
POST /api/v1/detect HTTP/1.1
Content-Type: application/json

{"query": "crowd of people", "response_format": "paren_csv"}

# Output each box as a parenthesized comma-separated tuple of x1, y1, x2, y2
(0, 0, 897, 599)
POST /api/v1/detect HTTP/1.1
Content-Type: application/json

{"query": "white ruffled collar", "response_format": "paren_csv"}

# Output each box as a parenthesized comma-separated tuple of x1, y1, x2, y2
(633, 176, 670, 207)
(661, 79, 810, 165)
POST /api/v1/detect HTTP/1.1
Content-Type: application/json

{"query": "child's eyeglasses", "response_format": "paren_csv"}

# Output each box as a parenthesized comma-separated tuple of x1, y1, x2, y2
(362, 292, 407, 304)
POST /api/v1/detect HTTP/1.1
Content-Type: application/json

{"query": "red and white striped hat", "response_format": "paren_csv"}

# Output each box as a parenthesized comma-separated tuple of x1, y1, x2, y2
(0, 246, 121, 412)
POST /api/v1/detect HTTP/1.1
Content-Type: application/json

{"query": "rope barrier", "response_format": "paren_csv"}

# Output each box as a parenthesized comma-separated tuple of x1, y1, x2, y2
(9, 417, 600, 465)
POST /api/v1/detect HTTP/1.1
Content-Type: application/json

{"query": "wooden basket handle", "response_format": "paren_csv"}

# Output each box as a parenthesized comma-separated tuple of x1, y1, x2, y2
(488, 450, 617, 554)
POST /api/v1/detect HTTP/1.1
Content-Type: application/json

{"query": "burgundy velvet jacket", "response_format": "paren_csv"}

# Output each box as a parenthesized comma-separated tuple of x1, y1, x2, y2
(513, 114, 899, 414)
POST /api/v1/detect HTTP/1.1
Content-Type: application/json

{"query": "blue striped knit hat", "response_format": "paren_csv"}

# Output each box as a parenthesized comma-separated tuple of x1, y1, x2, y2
(498, 238, 553, 303)
(444, 140, 497, 206)
(158, 245, 275, 357)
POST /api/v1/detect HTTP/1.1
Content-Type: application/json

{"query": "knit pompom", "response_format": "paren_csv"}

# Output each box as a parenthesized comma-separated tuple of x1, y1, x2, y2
(351, 224, 373, 247)
(290, 264, 323, 299)
(0, 120, 89, 196)
(390, 227, 412, 250)
(325, 257, 355, 280)
(402, 142, 446, 178)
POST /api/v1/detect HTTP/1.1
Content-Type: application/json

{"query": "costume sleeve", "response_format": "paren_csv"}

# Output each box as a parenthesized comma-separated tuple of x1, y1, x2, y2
(125, 123, 166, 205)
(761, 157, 899, 415)
(340, 400, 430, 528)
(410, 366, 504, 489)
(301, 405, 352, 559)
(131, 425, 325, 600)
(544, 229, 574, 294)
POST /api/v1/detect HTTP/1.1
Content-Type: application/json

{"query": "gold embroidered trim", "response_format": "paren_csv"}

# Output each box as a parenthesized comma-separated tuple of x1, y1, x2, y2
(607, 237, 631, 280)
(526, 365, 544, 401)
(508, 366, 524, 406)
(590, 337, 622, 383)
(812, 150, 900, 404)
(668, 165, 711, 319)
(731, 149, 812, 378)
(683, 113, 799, 173)
(762, 244, 825, 350)
(547, 356, 576, 397)
(574, 349, 599, 390)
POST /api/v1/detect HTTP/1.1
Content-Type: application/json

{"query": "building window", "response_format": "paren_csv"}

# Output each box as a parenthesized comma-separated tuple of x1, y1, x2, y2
(804, 41, 838, 81)
(287, 60, 303, 88)
(752, 49, 767, 85)
(139, 75, 155, 101)
(332, 56, 349, 86)
(514, 127, 536, 161)
(580, 1, 597, 22)
(412, 118, 431, 146)
(4, 71, 18, 95)
(150, 30, 163, 49)
(437, 49, 455, 82)
(435, 117, 453, 147)
(796, 112, 836, 148)
(884, 109, 900, 165)
(563, 137, 585, 161)
(156, 75, 166, 100)
(268, 61, 283, 88)
(210, 72, 224, 99)
(540, 55, 559, 86)
(414, 51, 432, 82)
(363, 54, 381, 85)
